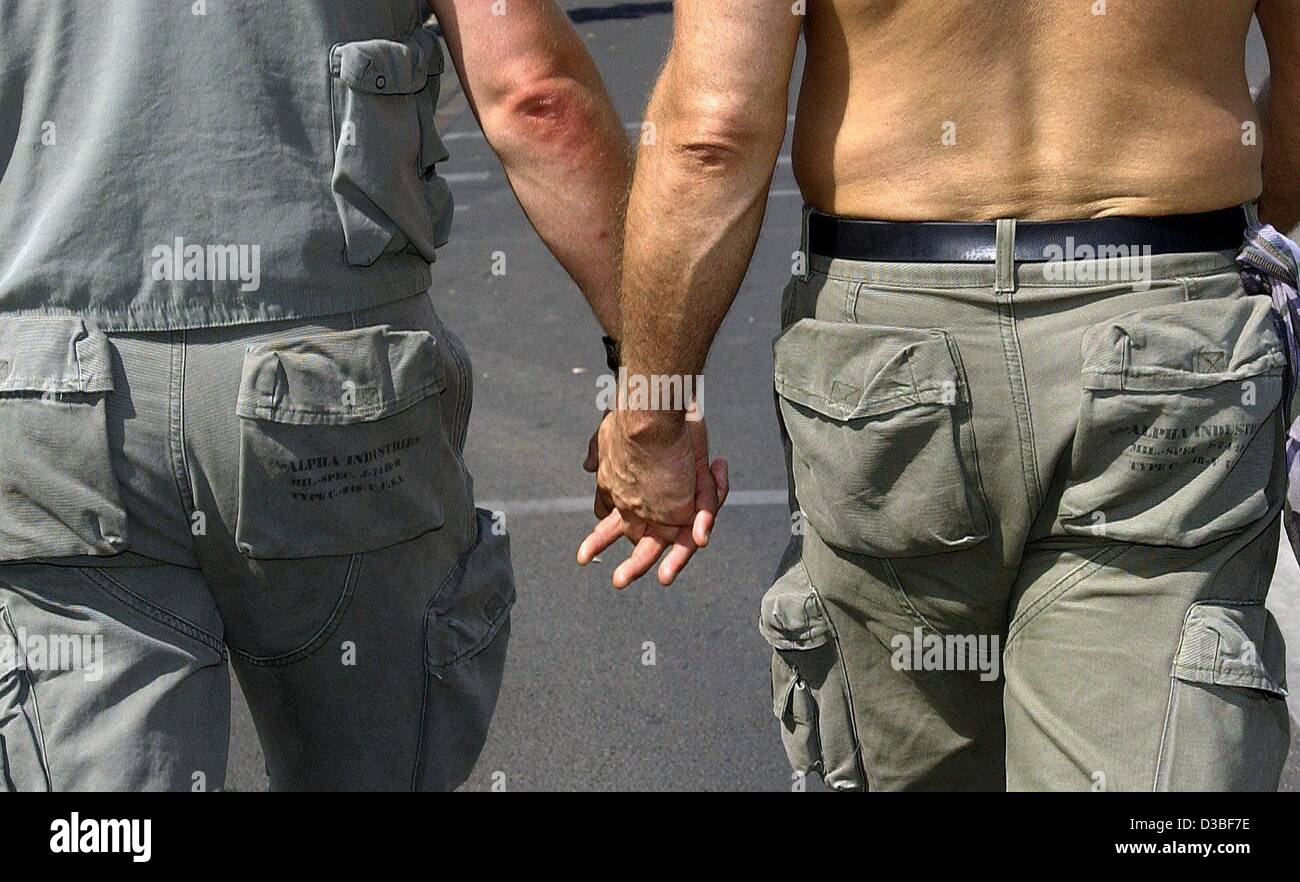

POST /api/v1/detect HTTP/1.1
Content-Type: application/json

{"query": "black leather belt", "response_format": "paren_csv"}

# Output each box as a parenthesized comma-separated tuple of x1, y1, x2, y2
(806, 207, 1247, 263)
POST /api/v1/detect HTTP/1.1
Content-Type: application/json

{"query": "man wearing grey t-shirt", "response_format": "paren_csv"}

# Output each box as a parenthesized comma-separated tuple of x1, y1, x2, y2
(0, 0, 629, 791)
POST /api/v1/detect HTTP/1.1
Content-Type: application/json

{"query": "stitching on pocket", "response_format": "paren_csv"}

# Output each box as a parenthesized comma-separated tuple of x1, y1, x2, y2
(230, 555, 363, 667)
(80, 568, 227, 660)
(1005, 544, 1128, 646)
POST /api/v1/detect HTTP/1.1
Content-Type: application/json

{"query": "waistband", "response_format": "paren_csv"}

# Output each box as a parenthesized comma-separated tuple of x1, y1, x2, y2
(799, 204, 1256, 292)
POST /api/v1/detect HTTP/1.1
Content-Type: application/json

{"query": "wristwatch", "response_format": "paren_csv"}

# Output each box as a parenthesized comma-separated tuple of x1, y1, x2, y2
(602, 335, 621, 372)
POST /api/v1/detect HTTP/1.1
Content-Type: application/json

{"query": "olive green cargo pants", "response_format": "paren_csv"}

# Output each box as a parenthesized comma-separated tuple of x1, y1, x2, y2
(763, 215, 1291, 791)
(0, 291, 514, 791)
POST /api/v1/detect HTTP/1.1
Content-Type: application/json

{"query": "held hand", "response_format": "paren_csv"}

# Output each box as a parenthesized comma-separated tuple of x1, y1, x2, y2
(577, 410, 729, 588)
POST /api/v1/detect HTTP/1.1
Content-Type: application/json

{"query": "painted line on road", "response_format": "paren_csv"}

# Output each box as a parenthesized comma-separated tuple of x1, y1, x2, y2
(442, 171, 493, 183)
(478, 489, 787, 516)
(769, 189, 801, 198)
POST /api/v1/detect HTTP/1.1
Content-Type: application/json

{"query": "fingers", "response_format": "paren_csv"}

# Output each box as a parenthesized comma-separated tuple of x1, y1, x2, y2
(658, 525, 698, 586)
(577, 509, 625, 565)
(692, 457, 729, 547)
(613, 531, 670, 589)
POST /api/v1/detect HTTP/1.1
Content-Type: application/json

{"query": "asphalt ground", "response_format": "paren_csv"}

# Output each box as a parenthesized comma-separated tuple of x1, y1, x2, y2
(224, 3, 1299, 791)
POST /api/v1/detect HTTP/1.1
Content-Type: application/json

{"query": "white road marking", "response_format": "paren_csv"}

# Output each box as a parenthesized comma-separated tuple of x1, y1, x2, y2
(479, 489, 787, 516)
(442, 171, 493, 184)
(769, 188, 802, 198)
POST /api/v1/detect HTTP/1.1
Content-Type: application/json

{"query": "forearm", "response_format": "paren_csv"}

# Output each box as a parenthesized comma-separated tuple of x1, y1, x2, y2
(618, 80, 783, 435)
(483, 74, 631, 334)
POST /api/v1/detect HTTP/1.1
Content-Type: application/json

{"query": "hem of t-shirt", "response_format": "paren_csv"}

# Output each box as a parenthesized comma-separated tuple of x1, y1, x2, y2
(1, 270, 435, 332)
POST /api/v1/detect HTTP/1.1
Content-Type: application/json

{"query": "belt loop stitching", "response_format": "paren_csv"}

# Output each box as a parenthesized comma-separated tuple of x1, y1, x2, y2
(995, 218, 1017, 294)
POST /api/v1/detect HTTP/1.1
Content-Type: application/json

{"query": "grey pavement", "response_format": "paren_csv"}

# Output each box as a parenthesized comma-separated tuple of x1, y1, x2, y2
(223, 3, 1299, 791)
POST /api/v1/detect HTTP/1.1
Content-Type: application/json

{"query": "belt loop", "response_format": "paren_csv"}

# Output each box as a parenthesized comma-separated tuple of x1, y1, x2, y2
(800, 204, 814, 282)
(1244, 201, 1260, 228)
(995, 218, 1017, 294)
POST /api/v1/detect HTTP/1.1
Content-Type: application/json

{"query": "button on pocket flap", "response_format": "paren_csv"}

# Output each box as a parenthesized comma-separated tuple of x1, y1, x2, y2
(0, 317, 113, 394)
(774, 319, 960, 421)
(237, 328, 444, 425)
(1080, 297, 1286, 393)
(335, 27, 441, 96)
(426, 509, 517, 674)
(771, 653, 818, 723)
(760, 560, 831, 652)
(1172, 603, 1288, 697)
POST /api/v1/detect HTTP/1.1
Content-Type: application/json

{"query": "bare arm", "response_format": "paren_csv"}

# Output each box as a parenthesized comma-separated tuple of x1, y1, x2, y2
(429, 0, 631, 332)
(1257, 0, 1300, 237)
(618, 0, 802, 441)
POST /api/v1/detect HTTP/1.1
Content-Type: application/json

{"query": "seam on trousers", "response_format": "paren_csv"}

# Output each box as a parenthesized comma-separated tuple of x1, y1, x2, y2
(229, 554, 363, 667)
(79, 567, 227, 659)
(167, 330, 200, 553)
(1004, 544, 1128, 646)
(995, 296, 1043, 511)
(883, 558, 940, 634)
(0, 602, 54, 790)
(821, 592, 872, 790)
(410, 531, 477, 792)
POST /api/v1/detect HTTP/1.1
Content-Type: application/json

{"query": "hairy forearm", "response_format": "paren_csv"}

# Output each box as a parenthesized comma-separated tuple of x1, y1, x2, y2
(1258, 76, 1300, 238)
(618, 85, 783, 430)
(484, 75, 631, 333)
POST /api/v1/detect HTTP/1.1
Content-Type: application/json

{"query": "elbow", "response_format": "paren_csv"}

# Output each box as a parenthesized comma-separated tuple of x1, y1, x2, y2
(658, 101, 786, 178)
(483, 76, 603, 154)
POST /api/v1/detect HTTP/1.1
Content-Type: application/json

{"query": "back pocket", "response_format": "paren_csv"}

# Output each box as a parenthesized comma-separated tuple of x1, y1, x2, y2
(774, 319, 990, 557)
(234, 326, 452, 559)
(1061, 296, 1285, 546)
(0, 317, 127, 562)
(329, 25, 453, 266)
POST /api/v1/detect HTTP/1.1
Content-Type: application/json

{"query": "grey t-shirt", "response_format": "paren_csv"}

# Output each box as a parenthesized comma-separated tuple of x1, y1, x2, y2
(0, 0, 454, 330)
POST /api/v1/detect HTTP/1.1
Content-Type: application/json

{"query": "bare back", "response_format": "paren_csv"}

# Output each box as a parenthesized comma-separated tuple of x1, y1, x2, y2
(794, 0, 1261, 220)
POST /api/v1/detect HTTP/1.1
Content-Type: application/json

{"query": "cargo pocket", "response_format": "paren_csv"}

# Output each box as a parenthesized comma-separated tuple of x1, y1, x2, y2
(419, 508, 516, 791)
(1154, 602, 1289, 791)
(760, 558, 865, 791)
(329, 25, 453, 266)
(0, 604, 51, 791)
(773, 318, 990, 557)
(234, 326, 451, 559)
(1061, 296, 1286, 546)
(0, 317, 127, 562)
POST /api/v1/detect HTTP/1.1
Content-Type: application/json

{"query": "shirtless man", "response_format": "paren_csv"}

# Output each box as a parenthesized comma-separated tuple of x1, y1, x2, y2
(582, 0, 1299, 790)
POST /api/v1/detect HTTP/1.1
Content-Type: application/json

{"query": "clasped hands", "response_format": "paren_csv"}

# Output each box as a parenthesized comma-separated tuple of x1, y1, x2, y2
(577, 404, 729, 588)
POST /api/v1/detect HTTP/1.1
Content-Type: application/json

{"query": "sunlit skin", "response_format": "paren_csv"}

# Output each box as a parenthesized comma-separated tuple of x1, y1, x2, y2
(581, 0, 1300, 589)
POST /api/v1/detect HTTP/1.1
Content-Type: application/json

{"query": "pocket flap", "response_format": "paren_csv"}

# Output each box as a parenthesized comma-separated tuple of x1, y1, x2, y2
(0, 317, 114, 394)
(773, 319, 960, 421)
(335, 27, 442, 96)
(426, 509, 517, 674)
(760, 559, 832, 651)
(1172, 602, 1288, 697)
(236, 328, 445, 425)
(1080, 296, 1286, 392)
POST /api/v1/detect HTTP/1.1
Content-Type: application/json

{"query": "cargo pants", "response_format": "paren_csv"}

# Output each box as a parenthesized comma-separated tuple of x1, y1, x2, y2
(762, 210, 1292, 791)
(0, 291, 514, 791)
